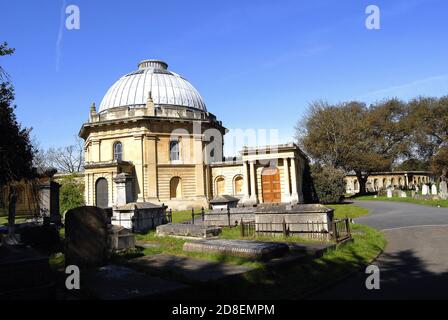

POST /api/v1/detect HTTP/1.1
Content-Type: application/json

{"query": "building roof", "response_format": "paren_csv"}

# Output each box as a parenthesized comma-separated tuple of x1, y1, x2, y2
(99, 59, 206, 113)
(345, 170, 433, 177)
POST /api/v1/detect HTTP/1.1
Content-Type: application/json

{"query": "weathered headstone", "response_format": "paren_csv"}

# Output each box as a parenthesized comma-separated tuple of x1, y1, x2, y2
(65, 206, 110, 268)
(422, 184, 429, 196)
(431, 184, 438, 196)
(387, 187, 393, 198)
(440, 181, 448, 200)
(400, 190, 407, 198)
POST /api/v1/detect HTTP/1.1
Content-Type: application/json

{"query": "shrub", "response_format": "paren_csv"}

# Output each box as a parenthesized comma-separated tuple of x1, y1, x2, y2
(59, 174, 84, 214)
(310, 164, 345, 204)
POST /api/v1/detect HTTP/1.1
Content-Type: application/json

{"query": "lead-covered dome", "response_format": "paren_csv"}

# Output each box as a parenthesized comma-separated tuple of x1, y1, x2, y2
(99, 60, 207, 113)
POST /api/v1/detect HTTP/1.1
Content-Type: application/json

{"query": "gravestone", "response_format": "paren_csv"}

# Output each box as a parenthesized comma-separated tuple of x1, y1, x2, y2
(432, 184, 438, 195)
(422, 184, 429, 196)
(400, 190, 407, 198)
(65, 206, 110, 268)
(387, 187, 393, 198)
(440, 181, 448, 200)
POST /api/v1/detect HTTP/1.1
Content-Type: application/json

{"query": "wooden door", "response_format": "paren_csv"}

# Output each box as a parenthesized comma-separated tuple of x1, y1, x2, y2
(262, 167, 281, 203)
(95, 178, 109, 208)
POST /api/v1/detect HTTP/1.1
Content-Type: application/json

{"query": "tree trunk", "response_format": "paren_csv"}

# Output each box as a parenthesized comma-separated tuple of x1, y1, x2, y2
(356, 172, 369, 195)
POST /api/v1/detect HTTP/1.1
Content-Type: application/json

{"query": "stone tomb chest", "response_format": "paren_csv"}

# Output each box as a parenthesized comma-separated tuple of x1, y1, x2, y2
(112, 202, 167, 233)
(254, 204, 334, 235)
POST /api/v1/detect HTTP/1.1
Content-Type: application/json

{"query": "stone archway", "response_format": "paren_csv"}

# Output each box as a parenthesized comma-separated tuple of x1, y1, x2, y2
(261, 167, 281, 203)
(170, 177, 182, 199)
(95, 178, 109, 208)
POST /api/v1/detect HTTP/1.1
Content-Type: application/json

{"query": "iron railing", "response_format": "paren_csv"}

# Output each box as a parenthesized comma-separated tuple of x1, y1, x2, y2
(240, 218, 352, 243)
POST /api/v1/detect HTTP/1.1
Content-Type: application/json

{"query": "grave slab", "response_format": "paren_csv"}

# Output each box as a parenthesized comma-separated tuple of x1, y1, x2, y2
(156, 223, 221, 238)
(128, 254, 253, 283)
(83, 265, 188, 300)
(183, 239, 289, 260)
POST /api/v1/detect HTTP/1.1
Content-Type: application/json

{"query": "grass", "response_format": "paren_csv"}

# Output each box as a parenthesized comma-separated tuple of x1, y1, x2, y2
(135, 230, 262, 268)
(327, 203, 370, 219)
(170, 209, 208, 224)
(207, 223, 386, 299)
(354, 194, 448, 208)
(0, 215, 32, 226)
(131, 203, 387, 298)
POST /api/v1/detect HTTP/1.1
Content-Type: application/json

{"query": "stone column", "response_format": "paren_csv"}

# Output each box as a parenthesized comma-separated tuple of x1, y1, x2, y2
(114, 173, 133, 207)
(132, 134, 145, 202)
(289, 158, 299, 204)
(194, 135, 206, 200)
(145, 135, 159, 201)
(283, 158, 291, 202)
(249, 160, 258, 204)
(241, 161, 250, 202)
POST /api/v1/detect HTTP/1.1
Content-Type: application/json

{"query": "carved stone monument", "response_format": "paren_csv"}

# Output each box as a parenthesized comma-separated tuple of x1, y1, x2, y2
(440, 181, 448, 200)
(431, 184, 438, 196)
(387, 187, 393, 198)
(422, 184, 429, 196)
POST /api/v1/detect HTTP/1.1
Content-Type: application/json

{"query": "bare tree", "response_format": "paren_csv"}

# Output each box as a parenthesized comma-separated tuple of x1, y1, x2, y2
(44, 137, 84, 173)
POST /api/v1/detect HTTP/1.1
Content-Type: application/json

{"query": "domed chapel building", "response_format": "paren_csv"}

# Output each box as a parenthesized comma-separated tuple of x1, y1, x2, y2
(79, 60, 309, 212)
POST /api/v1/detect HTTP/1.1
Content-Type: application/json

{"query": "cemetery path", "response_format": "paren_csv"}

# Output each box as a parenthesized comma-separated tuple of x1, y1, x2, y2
(351, 200, 448, 230)
(309, 201, 448, 300)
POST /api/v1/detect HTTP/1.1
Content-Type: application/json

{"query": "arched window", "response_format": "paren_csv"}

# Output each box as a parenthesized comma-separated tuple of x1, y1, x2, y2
(215, 176, 225, 196)
(170, 140, 180, 161)
(170, 177, 182, 199)
(114, 142, 123, 161)
(234, 176, 243, 195)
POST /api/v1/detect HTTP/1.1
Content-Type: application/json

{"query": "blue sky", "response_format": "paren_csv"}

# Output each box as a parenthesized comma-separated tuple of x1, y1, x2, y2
(1, 0, 448, 155)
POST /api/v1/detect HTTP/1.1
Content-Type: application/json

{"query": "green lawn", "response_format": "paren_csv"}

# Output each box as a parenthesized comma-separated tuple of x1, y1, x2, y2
(354, 195, 448, 208)
(210, 223, 386, 299)
(0, 215, 31, 225)
(327, 203, 370, 219)
(134, 230, 262, 268)
(170, 209, 208, 224)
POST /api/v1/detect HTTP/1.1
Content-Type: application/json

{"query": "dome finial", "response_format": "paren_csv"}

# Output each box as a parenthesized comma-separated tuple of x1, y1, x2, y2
(138, 59, 168, 70)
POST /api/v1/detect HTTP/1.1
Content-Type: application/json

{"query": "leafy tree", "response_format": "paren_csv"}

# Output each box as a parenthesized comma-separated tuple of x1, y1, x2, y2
(59, 174, 85, 214)
(0, 42, 35, 243)
(310, 164, 345, 204)
(407, 96, 448, 176)
(394, 158, 429, 171)
(0, 43, 34, 186)
(297, 99, 409, 194)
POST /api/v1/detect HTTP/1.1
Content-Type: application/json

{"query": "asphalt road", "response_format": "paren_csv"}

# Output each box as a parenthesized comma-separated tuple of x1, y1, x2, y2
(310, 201, 448, 300)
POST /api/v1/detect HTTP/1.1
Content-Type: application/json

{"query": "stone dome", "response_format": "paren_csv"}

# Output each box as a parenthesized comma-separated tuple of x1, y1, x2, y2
(99, 59, 207, 113)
